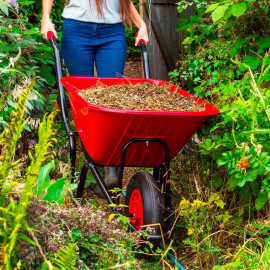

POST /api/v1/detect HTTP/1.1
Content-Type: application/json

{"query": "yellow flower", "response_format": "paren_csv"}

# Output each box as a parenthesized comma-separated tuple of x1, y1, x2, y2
(191, 199, 205, 208)
(187, 229, 194, 235)
(179, 198, 190, 206)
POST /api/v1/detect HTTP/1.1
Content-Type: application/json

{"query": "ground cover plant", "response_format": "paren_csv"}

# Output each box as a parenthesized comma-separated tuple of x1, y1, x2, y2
(168, 0, 270, 268)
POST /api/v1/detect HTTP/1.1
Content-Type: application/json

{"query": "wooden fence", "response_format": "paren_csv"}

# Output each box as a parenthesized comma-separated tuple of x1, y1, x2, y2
(139, 0, 192, 81)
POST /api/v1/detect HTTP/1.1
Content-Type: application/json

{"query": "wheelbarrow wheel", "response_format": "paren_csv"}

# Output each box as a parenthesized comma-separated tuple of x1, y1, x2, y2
(125, 171, 162, 235)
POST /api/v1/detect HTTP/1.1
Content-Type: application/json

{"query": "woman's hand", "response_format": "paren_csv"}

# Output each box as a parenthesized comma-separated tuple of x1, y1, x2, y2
(135, 22, 149, 46)
(41, 17, 58, 40)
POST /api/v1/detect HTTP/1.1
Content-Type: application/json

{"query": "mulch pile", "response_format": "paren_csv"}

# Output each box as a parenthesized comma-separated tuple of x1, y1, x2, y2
(79, 82, 205, 112)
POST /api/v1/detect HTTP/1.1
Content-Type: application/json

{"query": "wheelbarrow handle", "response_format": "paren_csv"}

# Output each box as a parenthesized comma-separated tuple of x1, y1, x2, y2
(47, 31, 57, 41)
(47, 31, 73, 135)
(136, 32, 150, 79)
(47, 31, 77, 180)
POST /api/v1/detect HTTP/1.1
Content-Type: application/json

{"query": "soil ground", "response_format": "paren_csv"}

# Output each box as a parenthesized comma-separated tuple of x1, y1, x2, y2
(124, 59, 143, 78)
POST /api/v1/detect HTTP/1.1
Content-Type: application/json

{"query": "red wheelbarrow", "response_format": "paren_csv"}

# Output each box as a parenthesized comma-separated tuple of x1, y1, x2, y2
(48, 31, 219, 242)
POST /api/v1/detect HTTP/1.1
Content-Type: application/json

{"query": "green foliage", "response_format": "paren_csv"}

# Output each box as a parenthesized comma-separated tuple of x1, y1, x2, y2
(41, 177, 67, 204)
(212, 222, 270, 269)
(170, 1, 270, 268)
(172, 0, 270, 211)
(0, 0, 64, 129)
(36, 161, 56, 198)
(0, 86, 59, 269)
(35, 160, 77, 204)
(125, 0, 141, 58)
(176, 195, 229, 252)
(50, 243, 77, 270)
(17, 103, 59, 214)
(0, 78, 35, 194)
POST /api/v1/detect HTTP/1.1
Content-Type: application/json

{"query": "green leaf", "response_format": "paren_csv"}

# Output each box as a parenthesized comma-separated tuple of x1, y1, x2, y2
(42, 177, 67, 202)
(182, 37, 195, 45)
(12, 26, 21, 34)
(255, 193, 268, 210)
(0, 5, 9, 16)
(216, 199, 226, 209)
(231, 2, 247, 18)
(39, 66, 56, 86)
(36, 160, 55, 198)
(212, 5, 229, 23)
(244, 56, 261, 70)
(91, 235, 99, 242)
(251, 181, 259, 196)
(23, 28, 38, 35)
(205, 3, 219, 13)
(18, 234, 37, 246)
(177, 18, 188, 30)
(237, 178, 246, 187)
(244, 129, 270, 135)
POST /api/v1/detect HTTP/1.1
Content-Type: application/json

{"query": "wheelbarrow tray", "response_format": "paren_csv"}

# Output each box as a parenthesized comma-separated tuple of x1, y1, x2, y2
(61, 77, 219, 167)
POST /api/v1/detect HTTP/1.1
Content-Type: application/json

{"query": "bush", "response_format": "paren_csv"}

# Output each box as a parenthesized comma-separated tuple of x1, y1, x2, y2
(171, 0, 270, 211)
(169, 0, 270, 268)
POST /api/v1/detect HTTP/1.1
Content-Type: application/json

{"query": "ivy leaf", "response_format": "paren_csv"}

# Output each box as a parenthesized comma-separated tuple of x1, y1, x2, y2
(212, 5, 229, 22)
(255, 193, 268, 210)
(231, 2, 247, 18)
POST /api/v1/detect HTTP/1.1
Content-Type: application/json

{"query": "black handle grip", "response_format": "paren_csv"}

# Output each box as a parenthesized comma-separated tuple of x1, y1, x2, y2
(139, 41, 150, 79)
(138, 41, 150, 79)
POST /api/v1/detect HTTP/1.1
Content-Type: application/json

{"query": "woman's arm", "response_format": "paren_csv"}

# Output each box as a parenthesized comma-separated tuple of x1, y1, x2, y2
(41, 0, 58, 40)
(129, 1, 149, 45)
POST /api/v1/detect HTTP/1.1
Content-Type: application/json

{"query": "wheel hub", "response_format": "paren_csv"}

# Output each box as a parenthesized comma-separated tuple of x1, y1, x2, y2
(129, 189, 143, 230)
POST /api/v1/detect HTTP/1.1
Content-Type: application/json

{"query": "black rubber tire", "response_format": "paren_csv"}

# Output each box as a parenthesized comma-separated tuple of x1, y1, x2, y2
(125, 171, 162, 236)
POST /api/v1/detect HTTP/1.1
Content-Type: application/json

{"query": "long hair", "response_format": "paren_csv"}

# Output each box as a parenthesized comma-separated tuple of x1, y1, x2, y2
(95, 0, 132, 26)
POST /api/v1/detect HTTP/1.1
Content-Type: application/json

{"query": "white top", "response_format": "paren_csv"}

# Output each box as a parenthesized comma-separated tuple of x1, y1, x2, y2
(62, 0, 122, 24)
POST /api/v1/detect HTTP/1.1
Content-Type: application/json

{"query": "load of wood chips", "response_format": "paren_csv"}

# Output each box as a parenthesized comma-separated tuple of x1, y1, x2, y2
(79, 82, 205, 112)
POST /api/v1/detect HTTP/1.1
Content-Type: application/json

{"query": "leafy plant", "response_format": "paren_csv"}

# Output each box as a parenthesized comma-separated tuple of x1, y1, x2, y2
(175, 194, 229, 251)
(172, 0, 270, 210)
(0, 81, 59, 269)
(50, 243, 77, 270)
(169, 1, 270, 268)
(35, 160, 76, 204)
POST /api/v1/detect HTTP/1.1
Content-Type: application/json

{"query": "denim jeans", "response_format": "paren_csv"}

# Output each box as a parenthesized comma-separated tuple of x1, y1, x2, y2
(61, 18, 127, 77)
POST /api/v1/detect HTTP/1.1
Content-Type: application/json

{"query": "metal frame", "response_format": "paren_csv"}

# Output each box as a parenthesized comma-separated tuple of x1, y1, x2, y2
(76, 137, 172, 240)
(49, 37, 77, 181)
(49, 37, 173, 241)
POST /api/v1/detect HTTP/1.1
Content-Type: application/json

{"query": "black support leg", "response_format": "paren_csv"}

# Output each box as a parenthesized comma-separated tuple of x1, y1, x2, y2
(76, 164, 88, 198)
(69, 133, 77, 183)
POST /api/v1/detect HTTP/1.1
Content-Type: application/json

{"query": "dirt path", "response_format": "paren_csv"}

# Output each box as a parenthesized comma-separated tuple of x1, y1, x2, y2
(124, 59, 143, 78)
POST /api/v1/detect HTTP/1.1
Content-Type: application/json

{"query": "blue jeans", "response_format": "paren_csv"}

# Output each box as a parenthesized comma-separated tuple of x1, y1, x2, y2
(61, 19, 127, 77)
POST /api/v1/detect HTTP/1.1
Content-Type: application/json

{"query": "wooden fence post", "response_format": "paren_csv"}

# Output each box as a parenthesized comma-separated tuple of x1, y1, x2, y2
(142, 0, 181, 81)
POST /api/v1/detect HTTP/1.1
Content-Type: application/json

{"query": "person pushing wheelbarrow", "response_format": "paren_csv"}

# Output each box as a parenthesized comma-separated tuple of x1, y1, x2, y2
(41, 0, 149, 195)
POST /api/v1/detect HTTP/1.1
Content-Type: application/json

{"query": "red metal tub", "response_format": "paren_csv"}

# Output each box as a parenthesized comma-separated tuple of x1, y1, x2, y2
(61, 77, 219, 167)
